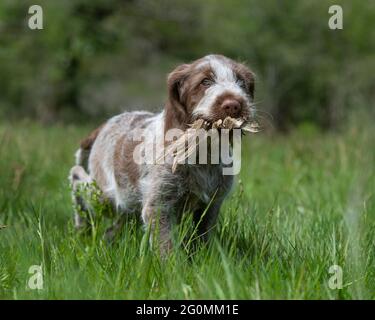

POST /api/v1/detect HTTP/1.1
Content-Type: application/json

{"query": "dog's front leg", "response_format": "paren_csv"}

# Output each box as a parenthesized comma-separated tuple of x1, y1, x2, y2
(142, 200, 173, 256)
(195, 198, 224, 242)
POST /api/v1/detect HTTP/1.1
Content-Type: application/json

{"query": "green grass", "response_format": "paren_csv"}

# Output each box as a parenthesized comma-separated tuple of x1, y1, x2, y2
(0, 119, 374, 299)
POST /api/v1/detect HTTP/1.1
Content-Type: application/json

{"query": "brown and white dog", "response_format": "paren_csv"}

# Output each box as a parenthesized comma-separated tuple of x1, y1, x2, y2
(69, 54, 255, 253)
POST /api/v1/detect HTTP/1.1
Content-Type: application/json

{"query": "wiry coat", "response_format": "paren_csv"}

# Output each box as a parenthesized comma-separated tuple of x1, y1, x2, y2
(69, 54, 255, 253)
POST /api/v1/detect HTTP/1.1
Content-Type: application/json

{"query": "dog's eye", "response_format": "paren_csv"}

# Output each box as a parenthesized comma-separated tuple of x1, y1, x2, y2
(237, 79, 246, 89)
(201, 78, 213, 87)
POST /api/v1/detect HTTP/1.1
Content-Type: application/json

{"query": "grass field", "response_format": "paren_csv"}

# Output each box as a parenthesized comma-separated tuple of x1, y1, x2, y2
(0, 119, 374, 299)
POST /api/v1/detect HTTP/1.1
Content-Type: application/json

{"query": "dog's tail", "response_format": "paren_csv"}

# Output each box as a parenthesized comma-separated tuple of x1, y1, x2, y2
(75, 123, 106, 170)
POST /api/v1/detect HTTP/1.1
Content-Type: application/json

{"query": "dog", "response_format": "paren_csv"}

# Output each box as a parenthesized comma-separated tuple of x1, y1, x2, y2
(69, 54, 255, 254)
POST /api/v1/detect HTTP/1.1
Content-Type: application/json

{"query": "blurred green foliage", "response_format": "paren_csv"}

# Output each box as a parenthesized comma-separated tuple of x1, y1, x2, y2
(0, 0, 374, 129)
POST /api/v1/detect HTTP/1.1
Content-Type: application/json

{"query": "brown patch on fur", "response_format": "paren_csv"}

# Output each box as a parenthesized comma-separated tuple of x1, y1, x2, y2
(164, 61, 214, 133)
(233, 63, 255, 98)
(113, 136, 140, 188)
(164, 64, 191, 133)
(80, 123, 106, 151)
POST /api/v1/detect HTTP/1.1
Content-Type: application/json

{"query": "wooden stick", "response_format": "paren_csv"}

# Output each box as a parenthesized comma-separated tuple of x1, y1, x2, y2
(159, 116, 260, 172)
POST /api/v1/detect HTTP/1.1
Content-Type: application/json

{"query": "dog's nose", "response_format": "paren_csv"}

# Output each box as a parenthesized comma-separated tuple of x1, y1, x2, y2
(222, 99, 242, 118)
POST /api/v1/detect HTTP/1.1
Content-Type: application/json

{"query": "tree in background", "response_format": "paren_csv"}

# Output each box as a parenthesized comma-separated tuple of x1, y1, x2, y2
(0, 0, 374, 129)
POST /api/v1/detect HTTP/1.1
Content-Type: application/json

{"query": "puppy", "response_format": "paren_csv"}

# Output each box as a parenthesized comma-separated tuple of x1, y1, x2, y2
(69, 54, 255, 254)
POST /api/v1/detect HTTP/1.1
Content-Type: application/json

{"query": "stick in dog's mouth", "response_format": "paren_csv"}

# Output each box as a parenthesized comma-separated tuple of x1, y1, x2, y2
(159, 116, 260, 173)
(188, 116, 260, 133)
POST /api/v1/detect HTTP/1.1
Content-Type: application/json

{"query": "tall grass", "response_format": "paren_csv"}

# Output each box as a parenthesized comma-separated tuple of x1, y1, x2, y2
(0, 119, 374, 299)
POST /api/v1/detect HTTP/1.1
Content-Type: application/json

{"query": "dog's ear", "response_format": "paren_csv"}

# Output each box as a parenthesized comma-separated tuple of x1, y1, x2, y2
(246, 69, 255, 99)
(236, 63, 255, 99)
(164, 63, 191, 132)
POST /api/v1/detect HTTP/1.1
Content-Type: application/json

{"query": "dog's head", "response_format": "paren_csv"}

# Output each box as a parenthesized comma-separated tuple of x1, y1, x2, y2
(164, 54, 255, 132)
